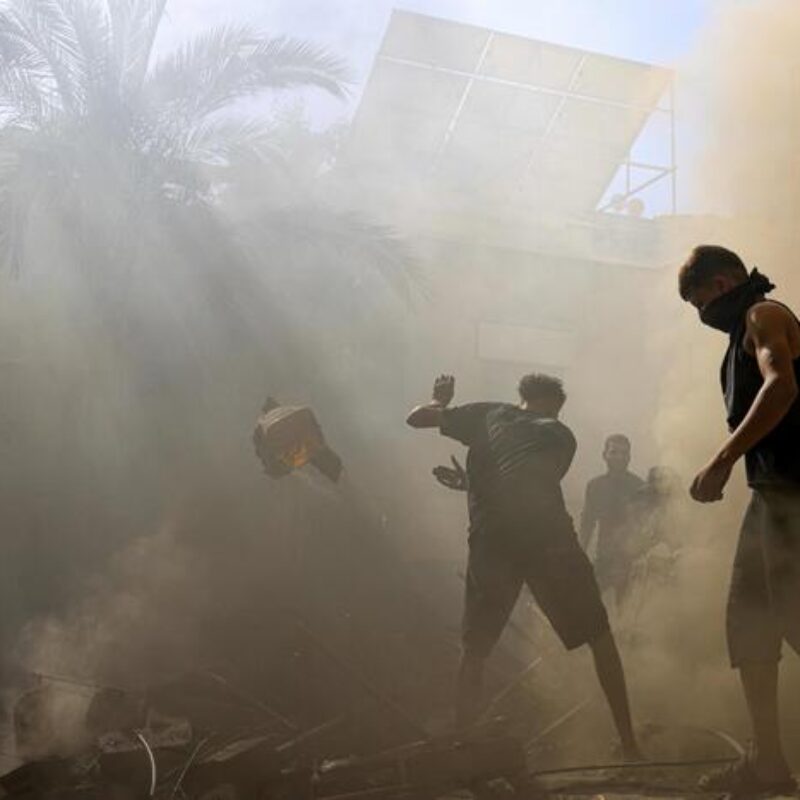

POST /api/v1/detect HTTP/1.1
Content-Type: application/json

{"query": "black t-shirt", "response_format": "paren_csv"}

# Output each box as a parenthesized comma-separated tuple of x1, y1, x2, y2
(440, 402, 576, 540)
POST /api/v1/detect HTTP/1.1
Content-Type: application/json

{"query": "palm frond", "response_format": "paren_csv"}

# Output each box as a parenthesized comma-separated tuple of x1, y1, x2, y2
(107, 0, 166, 93)
(0, 0, 84, 113)
(0, 8, 53, 104)
(55, 0, 117, 113)
(162, 117, 285, 167)
(247, 36, 350, 96)
(0, 16, 44, 71)
(0, 67, 58, 125)
(0, 0, 401, 305)
(147, 26, 349, 124)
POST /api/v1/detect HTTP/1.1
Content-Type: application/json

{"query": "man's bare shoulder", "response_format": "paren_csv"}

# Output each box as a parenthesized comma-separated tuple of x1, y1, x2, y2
(745, 300, 800, 355)
(747, 300, 796, 327)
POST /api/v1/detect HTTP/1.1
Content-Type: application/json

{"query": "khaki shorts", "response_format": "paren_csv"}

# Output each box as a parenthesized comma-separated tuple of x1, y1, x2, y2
(727, 489, 800, 667)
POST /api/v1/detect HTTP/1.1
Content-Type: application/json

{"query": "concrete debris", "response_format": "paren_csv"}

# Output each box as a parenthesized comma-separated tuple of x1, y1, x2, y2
(253, 397, 343, 482)
(1, 685, 528, 799)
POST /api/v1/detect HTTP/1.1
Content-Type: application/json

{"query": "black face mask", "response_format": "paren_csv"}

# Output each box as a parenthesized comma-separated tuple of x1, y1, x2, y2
(699, 268, 776, 333)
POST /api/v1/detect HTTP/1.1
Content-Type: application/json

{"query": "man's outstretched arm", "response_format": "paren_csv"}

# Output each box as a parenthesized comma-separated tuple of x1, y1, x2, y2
(406, 374, 455, 429)
(691, 303, 799, 502)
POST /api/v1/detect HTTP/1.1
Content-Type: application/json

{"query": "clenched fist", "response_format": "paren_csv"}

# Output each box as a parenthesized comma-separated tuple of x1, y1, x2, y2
(432, 374, 455, 407)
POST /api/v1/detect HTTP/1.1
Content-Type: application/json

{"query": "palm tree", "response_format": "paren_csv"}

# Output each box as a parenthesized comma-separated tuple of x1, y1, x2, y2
(0, 1, 424, 695)
(0, 0, 414, 513)
(0, 0, 358, 271)
(0, 0, 414, 406)
(0, 0, 354, 269)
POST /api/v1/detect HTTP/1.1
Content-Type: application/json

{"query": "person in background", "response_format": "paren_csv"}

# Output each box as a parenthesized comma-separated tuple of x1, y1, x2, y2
(632, 467, 685, 557)
(580, 435, 644, 609)
(620, 467, 687, 635)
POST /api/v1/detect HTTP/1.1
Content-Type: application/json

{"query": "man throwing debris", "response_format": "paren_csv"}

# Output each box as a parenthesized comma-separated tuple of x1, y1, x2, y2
(680, 244, 800, 795)
(406, 373, 640, 759)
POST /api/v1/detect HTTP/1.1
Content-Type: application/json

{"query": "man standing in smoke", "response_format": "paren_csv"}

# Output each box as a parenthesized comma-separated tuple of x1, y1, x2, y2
(680, 245, 800, 794)
(406, 374, 641, 759)
(580, 435, 644, 609)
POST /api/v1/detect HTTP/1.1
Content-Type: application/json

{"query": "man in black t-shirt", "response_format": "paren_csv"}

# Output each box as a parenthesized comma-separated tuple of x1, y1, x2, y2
(407, 373, 640, 759)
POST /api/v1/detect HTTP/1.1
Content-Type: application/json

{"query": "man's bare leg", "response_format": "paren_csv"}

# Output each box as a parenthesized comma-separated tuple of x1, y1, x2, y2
(589, 630, 641, 760)
(740, 661, 792, 781)
(455, 652, 485, 729)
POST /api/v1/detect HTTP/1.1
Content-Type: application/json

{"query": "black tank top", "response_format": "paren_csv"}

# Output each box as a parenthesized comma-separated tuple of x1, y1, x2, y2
(722, 300, 800, 487)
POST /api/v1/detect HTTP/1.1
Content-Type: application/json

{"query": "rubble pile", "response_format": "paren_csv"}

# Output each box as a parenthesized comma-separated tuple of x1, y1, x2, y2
(1, 674, 532, 800)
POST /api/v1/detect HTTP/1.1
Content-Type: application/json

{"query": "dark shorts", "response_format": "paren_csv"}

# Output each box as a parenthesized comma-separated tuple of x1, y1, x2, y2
(462, 531, 610, 658)
(727, 489, 800, 667)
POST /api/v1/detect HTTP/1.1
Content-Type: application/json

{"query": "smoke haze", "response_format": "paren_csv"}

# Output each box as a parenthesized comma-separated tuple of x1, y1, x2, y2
(2, 0, 800, 773)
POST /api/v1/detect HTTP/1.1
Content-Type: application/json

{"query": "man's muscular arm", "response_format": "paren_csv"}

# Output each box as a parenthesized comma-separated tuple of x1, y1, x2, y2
(406, 375, 455, 428)
(722, 304, 799, 458)
(691, 303, 799, 502)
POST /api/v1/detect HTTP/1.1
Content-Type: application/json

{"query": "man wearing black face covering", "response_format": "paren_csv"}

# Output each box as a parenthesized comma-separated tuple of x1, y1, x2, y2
(680, 244, 800, 795)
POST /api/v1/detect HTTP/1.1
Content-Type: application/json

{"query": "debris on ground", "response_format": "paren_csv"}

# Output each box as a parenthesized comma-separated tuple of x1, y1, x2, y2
(0, 666, 746, 800)
(0, 676, 530, 799)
